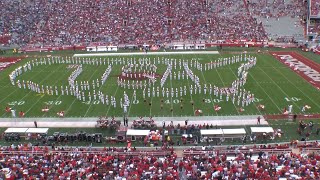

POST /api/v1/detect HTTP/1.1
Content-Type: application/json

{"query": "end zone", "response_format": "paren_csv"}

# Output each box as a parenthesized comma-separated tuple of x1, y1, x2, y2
(0, 57, 23, 71)
(271, 51, 320, 90)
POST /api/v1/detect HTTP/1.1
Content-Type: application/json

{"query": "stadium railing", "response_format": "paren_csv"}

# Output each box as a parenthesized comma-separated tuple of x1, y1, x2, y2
(183, 148, 292, 157)
(0, 149, 172, 156)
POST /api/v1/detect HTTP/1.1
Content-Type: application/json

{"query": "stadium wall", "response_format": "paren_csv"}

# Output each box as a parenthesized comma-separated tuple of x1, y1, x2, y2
(19, 42, 300, 53)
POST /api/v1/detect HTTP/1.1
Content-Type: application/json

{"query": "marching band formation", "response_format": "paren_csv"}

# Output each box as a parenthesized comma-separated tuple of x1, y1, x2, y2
(9, 54, 259, 116)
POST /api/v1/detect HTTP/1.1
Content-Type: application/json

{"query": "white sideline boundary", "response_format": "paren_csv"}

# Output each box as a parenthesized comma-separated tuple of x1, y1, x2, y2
(73, 51, 219, 57)
(0, 115, 267, 128)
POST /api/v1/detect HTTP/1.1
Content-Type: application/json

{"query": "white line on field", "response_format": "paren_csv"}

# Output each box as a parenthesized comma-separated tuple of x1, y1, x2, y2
(263, 54, 320, 110)
(247, 72, 282, 112)
(256, 65, 301, 112)
(83, 66, 107, 117)
(105, 86, 120, 117)
(210, 56, 240, 115)
(127, 88, 135, 117)
(24, 64, 72, 114)
(2, 64, 64, 117)
(180, 56, 195, 115)
(65, 64, 105, 116)
(225, 58, 264, 115)
(168, 65, 174, 117)
(187, 54, 217, 116)
(0, 62, 53, 105)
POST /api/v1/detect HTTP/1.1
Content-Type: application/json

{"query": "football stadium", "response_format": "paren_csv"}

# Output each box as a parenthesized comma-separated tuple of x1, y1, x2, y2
(0, 0, 320, 179)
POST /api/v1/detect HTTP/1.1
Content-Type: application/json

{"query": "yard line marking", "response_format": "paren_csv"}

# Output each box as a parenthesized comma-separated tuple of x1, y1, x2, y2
(105, 86, 120, 117)
(24, 64, 72, 115)
(148, 61, 155, 118)
(0, 61, 54, 105)
(169, 63, 174, 117)
(127, 88, 135, 117)
(83, 65, 109, 117)
(264, 55, 320, 110)
(188, 54, 217, 116)
(218, 53, 282, 114)
(225, 58, 264, 116)
(63, 97, 78, 116)
(228, 54, 283, 113)
(64, 63, 107, 117)
(2, 64, 65, 117)
(205, 54, 240, 115)
(256, 65, 301, 111)
(181, 56, 195, 115)
(149, 89, 154, 117)
(248, 71, 283, 112)
(41, 65, 94, 117)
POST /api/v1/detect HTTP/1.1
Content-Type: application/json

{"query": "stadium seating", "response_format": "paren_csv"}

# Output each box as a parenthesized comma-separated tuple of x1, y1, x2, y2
(247, 0, 306, 43)
(0, 34, 11, 45)
(0, 145, 177, 179)
(0, 142, 319, 179)
(0, 0, 271, 46)
(311, 0, 320, 16)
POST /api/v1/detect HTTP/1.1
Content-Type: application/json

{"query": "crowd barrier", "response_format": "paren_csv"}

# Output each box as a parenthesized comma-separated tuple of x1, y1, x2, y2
(183, 148, 292, 157)
(19, 42, 300, 53)
(0, 149, 172, 156)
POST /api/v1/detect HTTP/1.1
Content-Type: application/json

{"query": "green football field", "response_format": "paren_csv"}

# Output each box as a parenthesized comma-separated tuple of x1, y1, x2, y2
(0, 51, 320, 118)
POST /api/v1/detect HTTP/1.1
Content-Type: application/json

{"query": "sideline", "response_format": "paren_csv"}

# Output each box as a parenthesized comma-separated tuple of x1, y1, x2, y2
(73, 51, 220, 57)
(0, 115, 266, 128)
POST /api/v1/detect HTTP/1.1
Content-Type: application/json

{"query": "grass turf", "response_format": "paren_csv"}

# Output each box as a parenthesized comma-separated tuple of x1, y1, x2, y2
(0, 51, 320, 118)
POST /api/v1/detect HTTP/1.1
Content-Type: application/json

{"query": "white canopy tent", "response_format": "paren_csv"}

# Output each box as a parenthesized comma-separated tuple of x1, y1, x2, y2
(126, 129, 150, 136)
(222, 128, 246, 140)
(200, 128, 246, 136)
(251, 127, 274, 133)
(5, 128, 28, 133)
(200, 129, 223, 136)
(200, 128, 246, 140)
(126, 129, 150, 141)
(223, 128, 246, 135)
(26, 128, 49, 134)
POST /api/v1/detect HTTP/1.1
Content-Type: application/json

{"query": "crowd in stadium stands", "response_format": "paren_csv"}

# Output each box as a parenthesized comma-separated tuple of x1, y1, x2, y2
(247, 0, 305, 19)
(0, 145, 177, 179)
(0, 0, 269, 46)
(311, 0, 320, 16)
(182, 149, 320, 179)
(0, 142, 320, 179)
(308, 21, 320, 35)
(0, 34, 11, 45)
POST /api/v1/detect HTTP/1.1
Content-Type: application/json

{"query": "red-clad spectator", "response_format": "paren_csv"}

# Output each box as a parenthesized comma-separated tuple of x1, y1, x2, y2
(0, 0, 270, 46)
